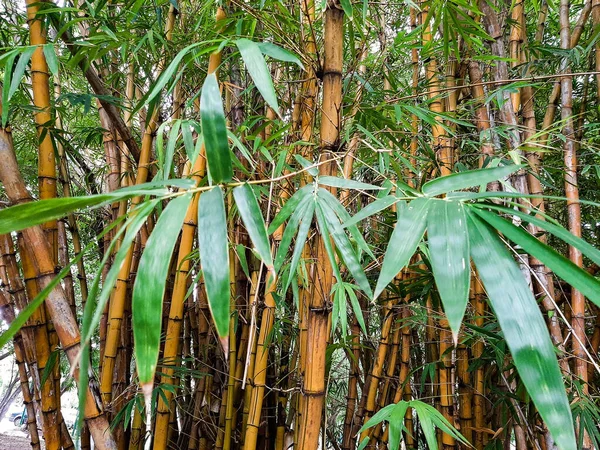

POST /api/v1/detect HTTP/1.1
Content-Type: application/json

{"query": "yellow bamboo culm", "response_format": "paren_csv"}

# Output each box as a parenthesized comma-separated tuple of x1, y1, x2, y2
(151, 8, 225, 449)
(297, 1, 343, 447)
(100, 3, 181, 407)
(25, 0, 58, 260)
(243, 272, 277, 450)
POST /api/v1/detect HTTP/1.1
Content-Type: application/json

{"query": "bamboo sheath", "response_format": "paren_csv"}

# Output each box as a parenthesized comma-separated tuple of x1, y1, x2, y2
(0, 118, 117, 449)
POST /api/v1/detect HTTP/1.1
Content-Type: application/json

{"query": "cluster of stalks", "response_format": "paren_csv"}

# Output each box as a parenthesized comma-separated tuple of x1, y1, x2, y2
(0, 0, 599, 449)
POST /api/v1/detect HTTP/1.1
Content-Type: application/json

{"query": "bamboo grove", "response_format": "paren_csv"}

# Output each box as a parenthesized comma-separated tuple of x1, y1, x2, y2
(1, 0, 600, 448)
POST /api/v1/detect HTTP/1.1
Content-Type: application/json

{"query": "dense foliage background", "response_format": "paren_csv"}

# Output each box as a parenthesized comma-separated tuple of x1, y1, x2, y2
(1, 0, 600, 449)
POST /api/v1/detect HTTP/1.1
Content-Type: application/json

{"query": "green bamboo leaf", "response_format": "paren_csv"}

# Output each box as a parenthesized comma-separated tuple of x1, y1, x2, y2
(357, 438, 369, 450)
(343, 195, 400, 229)
(427, 200, 470, 341)
(43, 44, 59, 76)
(294, 155, 318, 177)
(201, 73, 233, 183)
(388, 402, 409, 450)
(198, 187, 230, 338)
(257, 42, 304, 70)
(468, 213, 575, 450)
(473, 203, 600, 267)
(314, 205, 343, 284)
(374, 198, 431, 299)
(415, 401, 469, 444)
(8, 47, 35, 101)
(318, 202, 373, 298)
(473, 207, 600, 307)
(411, 401, 439, 450)
(422, 164, 522, 197)
(233, 184, 273, 269)
(345, 284, 367, 335)
(78, 202, 156, 424)
(140, 42, 201, 110)
(0, 187, 166, 235)
(268, 184, 313, 235)
(318, 176, 383, 191)
(284, 197, 315, 292)
(2, 50, 18, 126)
(358, 403, 396, 434)
(163, 120, 181, 179)
(317, 188, 375, 260)
(236, 38, 280, 116)
(133, 194, 191, 386)
(340, 0, 353, 17)
(274, 193, 312, 273)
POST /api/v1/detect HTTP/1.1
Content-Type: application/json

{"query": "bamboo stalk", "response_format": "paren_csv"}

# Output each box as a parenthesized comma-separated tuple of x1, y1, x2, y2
(152, 9, 225, 448)
(296, 2, 343, 447)
(100, 3, 180, 406)
(243, 272, 277, 450)
(0, 260, 42, 450)
(0, 125, 117, 450)
(559, 1, 590, 447)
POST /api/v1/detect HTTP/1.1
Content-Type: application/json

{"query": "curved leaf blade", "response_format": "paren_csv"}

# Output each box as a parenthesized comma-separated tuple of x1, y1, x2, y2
(268, 184, 313, 235)
(132, 194, 191, 386)
(473, 203, 600, 267)
(257, 42, 304, 70)
(0, 187, 166, 235)
(343, 195, 400, 229)
(198, 186, 230, 338)
(236, 38, 280, 116)
(201, 73, 232, 183)
(473, 207, 600, 307)
(468, 213, 575, 450)
(422, 164, 522, 197)
(427, 200, 470, 340)
(284, 198, 315, 292)
(374, 197, 430, 299)
(233, 183, 273, 269)
(319, 202, 372, 298)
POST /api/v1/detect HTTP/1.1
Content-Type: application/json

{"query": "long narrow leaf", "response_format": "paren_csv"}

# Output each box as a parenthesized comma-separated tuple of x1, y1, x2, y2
(8, 47, 35, 101)
(274, 193, 312, 273)
(374, 198, 430, 299)
(0, 188, 166, 235)
(236, 38, 280, 116)
(284, 197, 315, 292)
(200, 73, 232, 183)
(198, 187, 230, 338)
(427, 200, 470, 340)
(268, 184, 313, 235)
(343, 195, 401, 229)
(422, 164, 522, 197)
(133, 194, 191, 387)
(473, 203, 600, 267)
(468, 212, 575, 450)
(233, 184, 273, 269)
(319, 202, 373, 297)
(473, 207, 600, 307)
(318, 176, 383, 191)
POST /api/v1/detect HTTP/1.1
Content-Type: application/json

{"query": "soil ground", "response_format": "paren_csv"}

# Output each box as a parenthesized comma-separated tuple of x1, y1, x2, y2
(0, 417, 44, 450)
